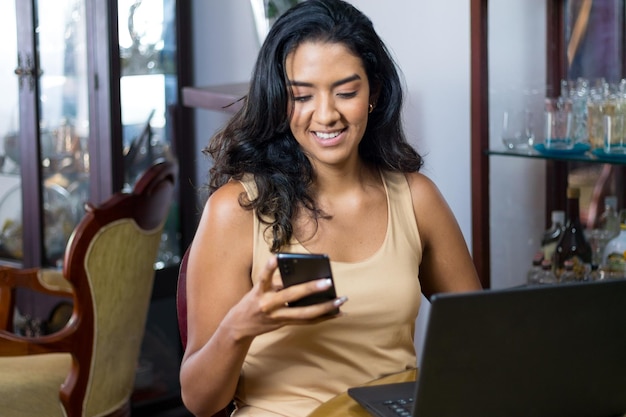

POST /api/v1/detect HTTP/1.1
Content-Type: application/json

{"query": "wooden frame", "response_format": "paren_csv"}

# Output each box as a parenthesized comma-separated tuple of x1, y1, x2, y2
(470, 0, 490, 288)
(470, 0, 567, 287)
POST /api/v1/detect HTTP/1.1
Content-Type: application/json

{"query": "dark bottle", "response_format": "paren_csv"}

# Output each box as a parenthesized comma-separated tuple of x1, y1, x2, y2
(541, 210, 565, 261)
(553, 187, 592, 280)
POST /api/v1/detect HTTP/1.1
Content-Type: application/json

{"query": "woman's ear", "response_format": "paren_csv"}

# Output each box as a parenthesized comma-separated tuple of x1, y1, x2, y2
(369, 83, 381, 109)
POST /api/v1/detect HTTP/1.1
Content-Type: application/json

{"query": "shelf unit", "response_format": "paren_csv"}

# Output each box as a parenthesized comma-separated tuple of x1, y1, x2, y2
(471, 0, 626, 287)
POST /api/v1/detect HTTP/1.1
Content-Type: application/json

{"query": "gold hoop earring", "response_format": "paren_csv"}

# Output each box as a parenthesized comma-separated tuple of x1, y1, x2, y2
(368, 103, 374, 113)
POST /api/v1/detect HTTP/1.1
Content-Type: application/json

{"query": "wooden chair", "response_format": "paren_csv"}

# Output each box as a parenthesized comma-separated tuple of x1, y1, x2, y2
(177, 247, 234, 417)
(0, 160, 177, 417)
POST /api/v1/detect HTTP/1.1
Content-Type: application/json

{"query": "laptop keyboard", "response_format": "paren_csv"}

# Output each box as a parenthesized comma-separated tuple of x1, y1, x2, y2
(382, 397, 414, 416)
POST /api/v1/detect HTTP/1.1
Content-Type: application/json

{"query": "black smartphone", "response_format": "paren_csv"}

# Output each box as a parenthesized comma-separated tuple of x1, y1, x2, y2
(276, 252, 339, 313)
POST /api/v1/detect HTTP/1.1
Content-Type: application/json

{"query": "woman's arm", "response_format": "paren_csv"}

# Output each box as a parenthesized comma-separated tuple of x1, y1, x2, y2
(180, 181, 254, 415)
(180, 181, 345, 417)
(406, 172, 482, 299)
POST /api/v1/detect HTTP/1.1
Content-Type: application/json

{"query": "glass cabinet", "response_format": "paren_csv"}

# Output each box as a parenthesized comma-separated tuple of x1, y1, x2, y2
(2, 0, 194, 269)
(3, 0, 195, 412)
(471, 0, 626, 288)
(4, 0, 98, 267)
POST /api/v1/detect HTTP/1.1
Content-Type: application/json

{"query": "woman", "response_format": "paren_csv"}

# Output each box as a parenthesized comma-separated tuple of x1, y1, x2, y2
(180, 1, 482, 416)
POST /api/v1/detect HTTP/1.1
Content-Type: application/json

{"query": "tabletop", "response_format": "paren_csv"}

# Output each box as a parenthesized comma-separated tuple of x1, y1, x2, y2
(307, 369, 417, 417)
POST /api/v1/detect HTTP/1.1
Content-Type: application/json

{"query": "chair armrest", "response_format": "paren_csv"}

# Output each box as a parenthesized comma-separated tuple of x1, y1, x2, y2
(0, 267, 73, 296)
(0, 267, 76, 354)
(37, 268, 74, 295)
(0, 267, 73, 333)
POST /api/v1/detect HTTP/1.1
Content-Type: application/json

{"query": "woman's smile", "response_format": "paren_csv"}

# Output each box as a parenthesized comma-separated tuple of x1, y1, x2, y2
(285, 41, 371, 167)
(311, 129, 347, 146)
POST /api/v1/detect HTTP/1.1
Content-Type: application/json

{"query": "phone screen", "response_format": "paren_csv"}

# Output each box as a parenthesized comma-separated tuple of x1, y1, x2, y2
(276, 253, 339, 312)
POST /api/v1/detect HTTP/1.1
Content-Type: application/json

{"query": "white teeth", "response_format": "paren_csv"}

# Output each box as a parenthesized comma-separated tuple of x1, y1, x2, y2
(315, 131, 341, 140)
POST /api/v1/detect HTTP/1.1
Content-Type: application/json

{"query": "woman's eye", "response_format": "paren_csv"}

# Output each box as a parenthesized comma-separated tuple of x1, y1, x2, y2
(293, 95, 311, 102)
(337, 91, 358, 99)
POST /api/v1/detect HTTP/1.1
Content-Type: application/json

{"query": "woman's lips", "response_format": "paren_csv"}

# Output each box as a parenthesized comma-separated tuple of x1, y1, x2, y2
(312, 129, 346, 146)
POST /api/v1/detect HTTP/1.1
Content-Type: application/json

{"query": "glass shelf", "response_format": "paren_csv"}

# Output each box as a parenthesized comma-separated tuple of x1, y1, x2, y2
(487, 147, 626, 165)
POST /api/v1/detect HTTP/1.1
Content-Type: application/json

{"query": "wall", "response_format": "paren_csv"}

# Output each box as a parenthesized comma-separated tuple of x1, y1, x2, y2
(190, 1, 259, 197)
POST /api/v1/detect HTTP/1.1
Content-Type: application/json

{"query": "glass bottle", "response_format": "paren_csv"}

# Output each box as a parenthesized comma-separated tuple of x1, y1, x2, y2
(559, 260, 578, 283)
(587, 87, 606, 149)
(526, 251, 544, 285)
(587, 195, 621, 269)
(602, 209, 626, 279)
(599, 196, 621, 236)
(537, 259, 557, 285)
(541, 210, 565, 261)
(553, 187, 592, 280)
(586, 264, 606, 282)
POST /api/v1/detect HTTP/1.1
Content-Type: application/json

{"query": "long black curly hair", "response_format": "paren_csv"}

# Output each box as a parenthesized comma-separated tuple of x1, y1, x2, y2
(204, 0, 423, 252)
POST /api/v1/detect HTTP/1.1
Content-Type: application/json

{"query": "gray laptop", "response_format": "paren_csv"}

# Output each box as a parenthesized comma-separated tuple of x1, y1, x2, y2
(348, 279, 626, 417)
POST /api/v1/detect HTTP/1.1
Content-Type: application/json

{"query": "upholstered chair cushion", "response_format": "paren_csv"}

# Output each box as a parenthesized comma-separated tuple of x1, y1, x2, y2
(0, 353, 72, 416)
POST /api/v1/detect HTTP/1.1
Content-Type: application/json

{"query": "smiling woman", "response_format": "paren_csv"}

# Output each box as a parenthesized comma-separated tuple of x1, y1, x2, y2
(180, 1, 481, 416)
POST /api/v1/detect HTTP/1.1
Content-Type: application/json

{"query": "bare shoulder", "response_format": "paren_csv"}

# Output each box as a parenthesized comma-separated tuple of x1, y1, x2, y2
(403, 171, 448, 213)
(199, 181, 253, 236)
(402, 171, 454, 240)
(190, 180, 254, 277)
(204, 180, 252, 223)
(403, 172, 482, 295)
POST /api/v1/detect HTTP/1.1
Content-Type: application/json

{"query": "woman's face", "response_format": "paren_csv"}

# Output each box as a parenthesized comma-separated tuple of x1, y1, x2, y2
(285, 41, 371, 170)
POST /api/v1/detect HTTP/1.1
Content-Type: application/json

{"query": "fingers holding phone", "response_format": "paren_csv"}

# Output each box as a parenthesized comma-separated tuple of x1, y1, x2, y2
(276, 253, 347, 316)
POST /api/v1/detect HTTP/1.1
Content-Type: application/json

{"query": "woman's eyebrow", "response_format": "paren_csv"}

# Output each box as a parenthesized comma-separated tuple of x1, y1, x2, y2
(287, 74, 362, 88)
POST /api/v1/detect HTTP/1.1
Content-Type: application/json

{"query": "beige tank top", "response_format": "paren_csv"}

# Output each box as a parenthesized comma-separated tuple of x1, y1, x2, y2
(234, 170, 422, 417)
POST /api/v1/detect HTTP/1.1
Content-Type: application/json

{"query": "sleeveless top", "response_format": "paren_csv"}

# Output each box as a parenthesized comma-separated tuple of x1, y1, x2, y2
(234, 170, 422, 417)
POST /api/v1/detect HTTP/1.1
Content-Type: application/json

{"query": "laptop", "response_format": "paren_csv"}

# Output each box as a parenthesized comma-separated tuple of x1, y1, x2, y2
(348, 279, 626, 417)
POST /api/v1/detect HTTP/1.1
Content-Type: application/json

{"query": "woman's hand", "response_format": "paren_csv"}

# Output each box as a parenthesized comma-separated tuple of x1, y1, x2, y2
(222, 256, 347, 342)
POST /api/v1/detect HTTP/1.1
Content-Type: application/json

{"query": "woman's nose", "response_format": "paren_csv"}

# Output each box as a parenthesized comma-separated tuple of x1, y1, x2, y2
(314, 97, 340, 125)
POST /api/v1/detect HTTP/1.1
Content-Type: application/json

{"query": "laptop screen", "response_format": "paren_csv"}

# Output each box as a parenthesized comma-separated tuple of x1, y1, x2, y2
(350, 279, 626, 417)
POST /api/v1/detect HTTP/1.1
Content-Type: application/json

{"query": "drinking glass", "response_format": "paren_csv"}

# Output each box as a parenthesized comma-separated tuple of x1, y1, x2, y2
(544, 99, 573, 149)
(604, 114, 626, 154)
(501, 109, 534, 150)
